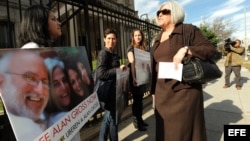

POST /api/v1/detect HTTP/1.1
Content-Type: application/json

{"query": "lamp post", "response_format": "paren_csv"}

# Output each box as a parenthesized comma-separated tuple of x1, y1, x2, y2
(244, 6, 250, 60)
(140, 13, 150, 50)
(140, 13, 148, 20)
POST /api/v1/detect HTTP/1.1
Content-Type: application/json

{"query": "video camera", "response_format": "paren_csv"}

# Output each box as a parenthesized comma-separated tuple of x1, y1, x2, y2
(224, 38, 236, 51)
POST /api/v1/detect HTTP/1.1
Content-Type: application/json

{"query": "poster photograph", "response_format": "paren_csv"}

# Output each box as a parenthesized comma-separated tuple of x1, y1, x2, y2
(134, 48, 151, 86)
(115, 68, 129, 125)
(0, 47, 100, 141)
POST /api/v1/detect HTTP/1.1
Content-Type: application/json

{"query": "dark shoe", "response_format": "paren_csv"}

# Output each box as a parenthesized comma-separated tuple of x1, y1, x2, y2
(236, 85, 241, 90)
(133, 117, 147, 131)
(137, 125, 147, 131)
(223, 84, 229, 88)
(142, 121, 149, 126)
(132, 117, 138, 129)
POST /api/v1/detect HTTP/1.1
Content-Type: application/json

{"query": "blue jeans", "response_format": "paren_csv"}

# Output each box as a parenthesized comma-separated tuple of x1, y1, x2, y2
(99, 110, 118, 141)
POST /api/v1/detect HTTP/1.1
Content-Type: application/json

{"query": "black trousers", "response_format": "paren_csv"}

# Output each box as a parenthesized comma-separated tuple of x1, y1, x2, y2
(131, 84, 147, 120)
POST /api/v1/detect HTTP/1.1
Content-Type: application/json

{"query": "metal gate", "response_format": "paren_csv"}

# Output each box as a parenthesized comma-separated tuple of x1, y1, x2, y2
(0, 0, 160, 67)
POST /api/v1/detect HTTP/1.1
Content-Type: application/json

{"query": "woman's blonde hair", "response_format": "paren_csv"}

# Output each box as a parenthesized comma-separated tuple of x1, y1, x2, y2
(157, 0, 185, 24)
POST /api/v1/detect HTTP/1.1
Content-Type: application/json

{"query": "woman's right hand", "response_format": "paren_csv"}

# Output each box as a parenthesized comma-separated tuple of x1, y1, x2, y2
(132, 79, 137, 87)
(173, 47, 188, 69)
(120, 64, 127, 71)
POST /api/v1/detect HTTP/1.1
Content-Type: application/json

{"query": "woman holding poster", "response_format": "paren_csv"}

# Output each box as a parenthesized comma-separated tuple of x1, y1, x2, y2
(17, 5, 80, 141)
(96, 27, 127, 141)
(127, 29, 149, 131)
(0, 4, 63, 141)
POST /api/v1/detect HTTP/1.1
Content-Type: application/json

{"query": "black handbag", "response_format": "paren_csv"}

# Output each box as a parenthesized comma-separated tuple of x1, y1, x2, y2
(96, 79, 113, 103)
(182, 56, 222, 83)
(182, 24, 222, 83)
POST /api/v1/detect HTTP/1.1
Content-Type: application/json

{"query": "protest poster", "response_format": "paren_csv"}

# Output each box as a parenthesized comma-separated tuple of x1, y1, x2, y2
(0, 47, 100, 141)
(115, 68, 129, 125)
(134, 48, 151, 86)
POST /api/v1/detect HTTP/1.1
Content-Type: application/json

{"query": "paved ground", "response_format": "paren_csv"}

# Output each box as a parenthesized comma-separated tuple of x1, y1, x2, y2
(81, 58, 250, 141)
(203, 58, 250, 141)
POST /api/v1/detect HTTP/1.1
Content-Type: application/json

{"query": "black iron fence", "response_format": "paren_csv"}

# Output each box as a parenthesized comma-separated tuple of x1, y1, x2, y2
(0, 0, 160, 140)
(0, 0, 160, 66)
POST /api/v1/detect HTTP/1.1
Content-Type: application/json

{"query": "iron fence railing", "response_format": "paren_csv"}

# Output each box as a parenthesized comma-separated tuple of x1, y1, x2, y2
(0, 0, 160, 140)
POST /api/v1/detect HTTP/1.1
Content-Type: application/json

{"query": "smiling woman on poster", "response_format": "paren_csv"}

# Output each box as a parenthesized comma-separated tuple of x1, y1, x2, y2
(43, 57, 81, 141)
(44, 57, 72, 113)
(64, 59, 92, 108)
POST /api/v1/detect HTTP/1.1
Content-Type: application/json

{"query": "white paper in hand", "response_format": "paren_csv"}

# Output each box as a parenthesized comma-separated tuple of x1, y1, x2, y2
(157, 62, 183, 81)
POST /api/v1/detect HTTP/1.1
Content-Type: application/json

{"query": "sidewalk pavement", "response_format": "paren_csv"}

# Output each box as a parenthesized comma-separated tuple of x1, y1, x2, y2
(82, 58, 250, 141)
(203, 58, 250, 141)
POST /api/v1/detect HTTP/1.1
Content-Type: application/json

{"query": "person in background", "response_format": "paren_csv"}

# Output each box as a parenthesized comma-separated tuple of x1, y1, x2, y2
(222, 39, 245, 90)
(0, 4, 61, 140)
(0, 50, 49, 140)
(150, 1, 217, 141)
(96, 27, 127, 141)
(17, 3, 62, 122)
(127, 29, 149, 131)
(18, 4, 61, 48)
(17, 4, 81, 140)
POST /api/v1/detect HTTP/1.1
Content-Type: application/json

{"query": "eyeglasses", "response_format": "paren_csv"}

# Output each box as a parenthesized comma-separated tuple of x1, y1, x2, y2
(156, 9, 171, 17)
(5, 72, 49, 89)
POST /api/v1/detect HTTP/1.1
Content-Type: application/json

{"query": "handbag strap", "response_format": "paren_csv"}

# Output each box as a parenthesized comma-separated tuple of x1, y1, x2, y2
(182, 24, 194, 46)
(182, 24, 195, 63)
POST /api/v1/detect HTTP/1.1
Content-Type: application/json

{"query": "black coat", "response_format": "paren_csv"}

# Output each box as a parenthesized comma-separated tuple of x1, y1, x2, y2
(96, 47, 120, 115)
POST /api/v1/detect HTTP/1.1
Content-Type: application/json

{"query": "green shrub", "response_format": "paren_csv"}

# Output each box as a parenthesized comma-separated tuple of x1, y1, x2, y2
(0, 98, 3, 112)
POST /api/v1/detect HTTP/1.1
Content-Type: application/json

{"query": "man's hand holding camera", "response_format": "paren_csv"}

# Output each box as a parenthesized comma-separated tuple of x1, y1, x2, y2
(224, 38, 236, 52)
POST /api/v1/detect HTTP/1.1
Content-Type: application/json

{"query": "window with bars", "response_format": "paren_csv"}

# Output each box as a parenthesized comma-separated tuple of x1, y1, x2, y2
(0, 21, 15, 48)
